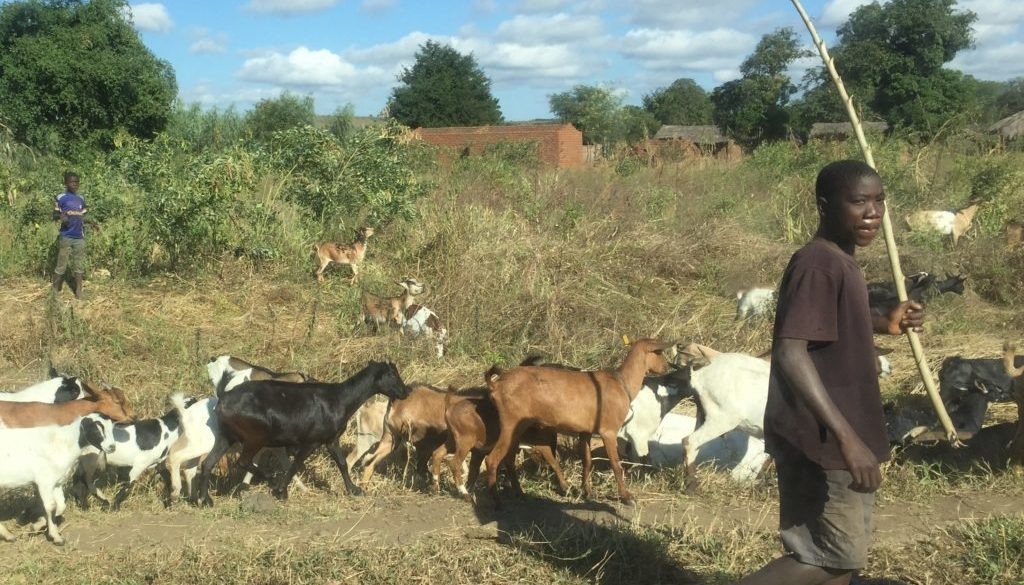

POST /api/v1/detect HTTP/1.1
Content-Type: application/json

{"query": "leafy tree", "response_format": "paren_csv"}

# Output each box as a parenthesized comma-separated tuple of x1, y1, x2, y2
(993, 78, 1024, 120)
(164, 101, 245, 152)
(244, 92, 316, 142)
(619, 106, 660, 143)
(642, 78, 713, 125)
(387, 40, 502, 128)
(711, 28, 805, 144)
(549, 84, 623, 145)
(0, 0, 177, 153)
(325, 104, 356, 141)
(800, 0, 976, 135)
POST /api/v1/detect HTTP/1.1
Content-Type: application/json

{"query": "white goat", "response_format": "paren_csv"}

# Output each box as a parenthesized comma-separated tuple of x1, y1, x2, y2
(681, 353, 770, 485)
(400, 304, 449, 358)
(345, 398, 389, 470)
(77, 394, 192, 509)
(0, 414, 115, 545)
(649, 413, 769, 482)
(0, 376, 88, 403)
(736, 288, 776, 320)
(906, 203, 980, 245)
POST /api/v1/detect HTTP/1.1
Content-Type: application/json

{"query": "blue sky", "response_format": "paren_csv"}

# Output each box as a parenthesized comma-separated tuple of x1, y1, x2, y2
(118, 0, 1024, 121)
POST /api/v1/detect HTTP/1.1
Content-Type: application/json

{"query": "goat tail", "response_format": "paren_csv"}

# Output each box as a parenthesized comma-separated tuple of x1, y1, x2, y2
(169, 392, 194, 437)
(484, 365, 503, 386)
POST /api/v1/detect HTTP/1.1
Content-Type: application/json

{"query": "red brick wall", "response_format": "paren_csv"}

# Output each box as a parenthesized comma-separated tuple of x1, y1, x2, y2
(414, 124, 584, 169)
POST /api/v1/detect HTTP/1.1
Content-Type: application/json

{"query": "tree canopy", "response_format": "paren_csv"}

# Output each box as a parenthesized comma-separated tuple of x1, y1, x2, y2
(387, 40, 502, 128)
(711, 28, 805, 144)
(642, 78, 712, 126)
(244, 92, 316, 142)
(549, 84, 625, 145)
(800, 0, 976, 135)
(0, 0, 177, 153)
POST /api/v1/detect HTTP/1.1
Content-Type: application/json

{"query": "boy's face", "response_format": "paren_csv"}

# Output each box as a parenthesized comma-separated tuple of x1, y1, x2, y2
(65, 176, 79, 193)
(822, 174, 884, 248)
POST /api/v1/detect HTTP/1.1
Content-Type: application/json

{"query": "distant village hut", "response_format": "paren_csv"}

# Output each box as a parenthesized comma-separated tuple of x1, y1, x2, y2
(653, 125, 737, 159)
(414, 123, 584, 169)
(808, 121, 889, 141)
(989, 110, 1024, 141)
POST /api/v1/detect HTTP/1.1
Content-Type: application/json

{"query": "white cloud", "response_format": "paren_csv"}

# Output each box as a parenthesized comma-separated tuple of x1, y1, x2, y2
(713, 69, 742, 83)
(479, 43, 587, 80)
(495, 13, 604, 45)
(237, 47, 390, 89)
(346, 31, 438, 67)
(245, 0, 338, 15)
(125, 3, 173, 33)
(820, 0, 880, 27)
(626, 0, 759, 29)
(361, 0, 396, 13)
(621, 27, 757, 72)
(190, 38, 226, 55)
(951, 40, 1024, 79)
(516, 0, 573, 12)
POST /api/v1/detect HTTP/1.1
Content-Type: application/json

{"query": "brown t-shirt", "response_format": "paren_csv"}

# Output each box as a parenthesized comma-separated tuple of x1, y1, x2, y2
(764, 238, 890, 469)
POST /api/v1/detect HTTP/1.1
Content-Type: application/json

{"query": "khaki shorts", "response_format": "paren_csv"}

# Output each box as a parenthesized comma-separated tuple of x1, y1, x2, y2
(55, 236, 85, 276)
(776, 443, 875, 571)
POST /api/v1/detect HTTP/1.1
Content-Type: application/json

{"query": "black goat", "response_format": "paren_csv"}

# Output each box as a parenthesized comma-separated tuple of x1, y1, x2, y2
(867, 272, 966, 315)
(190, 361, 411, 506)
(939, 354, 1024, 434)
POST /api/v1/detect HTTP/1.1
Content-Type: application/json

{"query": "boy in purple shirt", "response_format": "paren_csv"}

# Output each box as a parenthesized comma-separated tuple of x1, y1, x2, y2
(52, 171, 87, 299)
(733, 160, 924, 585)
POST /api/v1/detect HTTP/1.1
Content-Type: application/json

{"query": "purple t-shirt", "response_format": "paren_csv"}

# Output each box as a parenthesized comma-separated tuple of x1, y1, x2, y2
(764, 238, 890, 469)
(55, 192, 86, 239)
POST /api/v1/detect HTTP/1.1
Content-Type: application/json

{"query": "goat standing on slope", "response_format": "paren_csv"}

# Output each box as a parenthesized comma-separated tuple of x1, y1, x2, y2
(361, 277, 425, 331)
(315, 226, 373, 283)
(906, 203, 980, 245)
(400, 303, 449, 358)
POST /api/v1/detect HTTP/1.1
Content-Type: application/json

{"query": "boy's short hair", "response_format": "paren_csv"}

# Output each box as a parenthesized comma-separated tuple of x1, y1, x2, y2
(815, 160, 879, 206)
(63, 170, 79, 182)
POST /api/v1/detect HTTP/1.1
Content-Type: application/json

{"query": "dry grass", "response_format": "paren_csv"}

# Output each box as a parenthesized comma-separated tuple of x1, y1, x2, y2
(1, 153, 1023, 583)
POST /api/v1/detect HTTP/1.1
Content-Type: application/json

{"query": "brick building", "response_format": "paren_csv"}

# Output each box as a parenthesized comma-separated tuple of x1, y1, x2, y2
(414, 123, 584, 169)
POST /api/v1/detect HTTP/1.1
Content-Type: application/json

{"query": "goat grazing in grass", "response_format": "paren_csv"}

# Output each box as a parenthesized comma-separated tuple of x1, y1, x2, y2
(400, 303, 449, 358)
(0, 414, 116, 545)
(360, 278, 425, 331)
(315, 226, 374, 283)
(191, 361, 411, 506)
(906, 203, 980, 245)
(483, 338, 673, 507)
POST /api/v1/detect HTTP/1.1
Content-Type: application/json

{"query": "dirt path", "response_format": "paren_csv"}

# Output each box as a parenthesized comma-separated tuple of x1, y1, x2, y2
(55, 487, 1021, 554)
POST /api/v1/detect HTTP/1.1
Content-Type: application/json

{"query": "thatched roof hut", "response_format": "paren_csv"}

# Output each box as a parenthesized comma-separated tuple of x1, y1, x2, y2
(653, 125, 727, 146)
(989, 110, 1024, 140)
(808, 121, 889, 139)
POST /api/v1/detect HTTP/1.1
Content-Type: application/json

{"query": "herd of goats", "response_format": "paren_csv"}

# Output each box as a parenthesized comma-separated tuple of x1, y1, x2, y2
(2, 210, 1023, 547)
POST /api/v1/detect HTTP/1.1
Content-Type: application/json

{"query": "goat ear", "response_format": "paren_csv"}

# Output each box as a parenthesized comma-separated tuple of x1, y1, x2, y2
(107, 386, 128, 405)
(81, 380, 101, 399)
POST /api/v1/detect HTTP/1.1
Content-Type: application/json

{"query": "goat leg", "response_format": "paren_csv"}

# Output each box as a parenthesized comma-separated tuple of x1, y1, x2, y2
(601, 430, 634, 506)
(192, 435, 232, 507)
(326, 441, 364, 496)
(578, 433, 594, 500)
(274, 444, 316, 500)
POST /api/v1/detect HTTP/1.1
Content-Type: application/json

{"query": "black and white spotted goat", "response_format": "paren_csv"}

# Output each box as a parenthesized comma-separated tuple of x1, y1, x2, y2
(75, 394, 194, 510)
(0, 374, 88, 403)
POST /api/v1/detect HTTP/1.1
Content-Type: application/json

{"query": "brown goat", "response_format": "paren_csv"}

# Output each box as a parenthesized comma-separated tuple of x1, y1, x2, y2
(432, 391, 567, 501)
(314, 226, 374, 283)
(0, 382, 133, 427)
(483, 338, 673, 506)
(360, 278, 425, 330)
(359, 383, 460, 486)
(1003, 341, 1024, 467)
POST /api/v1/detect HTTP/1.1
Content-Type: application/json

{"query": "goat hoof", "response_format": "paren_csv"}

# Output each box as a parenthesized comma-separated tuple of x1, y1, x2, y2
(620, 495, 636, 506)
(272, 489, 289, 501)
(348, 486, 365, 497)
(684, 481, 701, 496)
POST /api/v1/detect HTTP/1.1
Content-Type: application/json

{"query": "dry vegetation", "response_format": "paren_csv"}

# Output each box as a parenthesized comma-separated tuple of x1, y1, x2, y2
(1, 139, 1023, 584)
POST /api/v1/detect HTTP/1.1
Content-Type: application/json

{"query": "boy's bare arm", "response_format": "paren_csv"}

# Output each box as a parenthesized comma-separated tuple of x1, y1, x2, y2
(774, 337, 882, 492)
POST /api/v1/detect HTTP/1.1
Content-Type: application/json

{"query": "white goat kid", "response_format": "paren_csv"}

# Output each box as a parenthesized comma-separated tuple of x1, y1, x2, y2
(0, 414, 115, 545)
(400, 304, 449, 358)
(735, 288, 776, 320)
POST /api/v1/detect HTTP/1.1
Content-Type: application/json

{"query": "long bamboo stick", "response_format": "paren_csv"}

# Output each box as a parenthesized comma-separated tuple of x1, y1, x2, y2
(790, 0, 959, 443)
